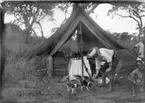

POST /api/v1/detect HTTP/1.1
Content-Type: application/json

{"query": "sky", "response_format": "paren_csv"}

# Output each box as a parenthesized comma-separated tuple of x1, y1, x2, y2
(4, 3, 145, 38)
(90, 4, 139, 33)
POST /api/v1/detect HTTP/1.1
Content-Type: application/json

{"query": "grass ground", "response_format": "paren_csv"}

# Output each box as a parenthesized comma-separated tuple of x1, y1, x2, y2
(1, 55, 145, 103)
(1, 77, 145, 103)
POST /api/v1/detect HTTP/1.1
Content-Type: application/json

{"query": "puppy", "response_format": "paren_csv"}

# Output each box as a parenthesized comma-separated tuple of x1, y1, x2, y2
(61, 75, 80, 94)
(66, 81, 79, 94)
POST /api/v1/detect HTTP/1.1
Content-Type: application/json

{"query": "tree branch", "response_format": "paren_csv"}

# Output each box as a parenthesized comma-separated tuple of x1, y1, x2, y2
(87, 4, 98, 14)
(36, 21, 44, 38)
(31, 28, 38, 37)
(64, 7, 67, 20)
(128, 11, 140, 26)
(115, 12, 140, 27)
(37, 14, 47, 22)
(14, 14, 24, 24)
(138, 15, 143, 28)
(34, 6, 39, 16)
(132, 9, 141, 19)
(115, 12, 130, 18)
(129, 16, 140, 26)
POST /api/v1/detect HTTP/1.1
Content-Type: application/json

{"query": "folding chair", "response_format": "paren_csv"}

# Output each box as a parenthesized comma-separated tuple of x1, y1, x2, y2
(36, 68, 51, 84)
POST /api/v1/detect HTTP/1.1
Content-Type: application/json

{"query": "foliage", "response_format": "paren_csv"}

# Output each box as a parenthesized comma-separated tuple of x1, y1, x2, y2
(4, 25, 47, 87)
(111, 32, 137, 49)
(108, 3, 145, 41)
(4, 23, 46, 62)
(4, 23, 26, 58)
(50, 3, 73, 34)
(56, 3, 99, 16)
(56, 3, 72, 19)
(78, 2, 99, 14)
(51, 3, 99, 34)
(3, 2, 100, 41)
(3, 1, 56, 43)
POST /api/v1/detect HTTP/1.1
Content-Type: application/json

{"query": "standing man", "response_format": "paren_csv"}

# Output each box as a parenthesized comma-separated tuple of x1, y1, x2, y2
(109, 49, 137, 92)
(134, 41, 144, 61)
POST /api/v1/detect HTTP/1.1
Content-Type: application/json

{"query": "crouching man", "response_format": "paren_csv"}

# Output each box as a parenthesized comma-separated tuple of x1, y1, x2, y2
(88, 47, 113, 86)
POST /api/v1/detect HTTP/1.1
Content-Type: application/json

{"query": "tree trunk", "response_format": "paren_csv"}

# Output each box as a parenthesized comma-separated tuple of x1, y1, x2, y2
(139, 28, 141, 42)
(24, 29, 30, 44)
(0, 8, 5, 100)
(138, 27, 143, 42)
(24, 16, 36, 43)
(24, 26, 34, 44)
(143, 27, 145, 63)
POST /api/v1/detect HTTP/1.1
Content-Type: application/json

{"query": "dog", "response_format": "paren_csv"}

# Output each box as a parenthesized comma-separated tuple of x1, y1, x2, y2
(73, 75, 93, 91)
(62, 75, 93, 93)
(61, 75, 80, 94)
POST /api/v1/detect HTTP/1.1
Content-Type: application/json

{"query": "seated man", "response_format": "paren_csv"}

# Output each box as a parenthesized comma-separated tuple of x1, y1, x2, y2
(128, 60, 145, 97)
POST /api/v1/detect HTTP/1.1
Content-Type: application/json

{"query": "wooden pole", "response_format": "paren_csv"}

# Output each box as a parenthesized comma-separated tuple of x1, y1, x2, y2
(79, 22, 84, 76)
(47, 56, 53, 78)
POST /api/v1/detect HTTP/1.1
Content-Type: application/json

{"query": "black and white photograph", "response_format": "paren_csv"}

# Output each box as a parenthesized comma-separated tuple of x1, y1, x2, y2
(0, 0, 145, 103)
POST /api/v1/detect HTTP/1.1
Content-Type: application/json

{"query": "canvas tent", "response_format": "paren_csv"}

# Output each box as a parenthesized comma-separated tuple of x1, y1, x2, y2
(29, 5, 125, 58)
(28, 5, 127, 77)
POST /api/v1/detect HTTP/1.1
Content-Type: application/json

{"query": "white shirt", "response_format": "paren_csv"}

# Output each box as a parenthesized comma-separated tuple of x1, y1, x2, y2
(99, 48, 114, 63)
(88, 47, 114, 70)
